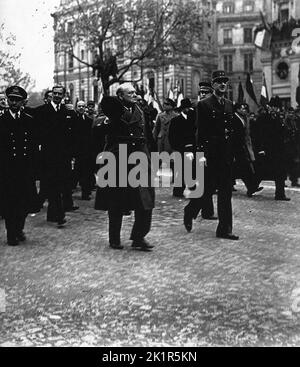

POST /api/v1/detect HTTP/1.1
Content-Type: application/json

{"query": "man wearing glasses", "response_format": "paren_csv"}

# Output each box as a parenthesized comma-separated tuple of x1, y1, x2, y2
(184, 70, 241, 240)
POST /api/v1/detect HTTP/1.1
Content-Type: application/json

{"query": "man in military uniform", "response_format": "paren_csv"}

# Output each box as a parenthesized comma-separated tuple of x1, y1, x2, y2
(95, 83, 154, 251)
(0, 86, 38, 246)
(183, 71, 240, 240)
(198, 81, 217, 220)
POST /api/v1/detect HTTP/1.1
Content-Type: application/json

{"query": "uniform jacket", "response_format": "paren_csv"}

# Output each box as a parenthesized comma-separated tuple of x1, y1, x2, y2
(95, 97, 155, 211)
(196, 94, 242, 165)
(0, 110, 39, 216)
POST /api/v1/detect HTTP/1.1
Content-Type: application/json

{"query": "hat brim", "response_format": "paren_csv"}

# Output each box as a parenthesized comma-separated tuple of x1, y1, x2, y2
(7, 93, 26, 99)
(212, 77, 229, 84)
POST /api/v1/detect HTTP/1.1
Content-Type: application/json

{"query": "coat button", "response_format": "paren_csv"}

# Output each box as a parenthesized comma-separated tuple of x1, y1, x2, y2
(13, 153, 16, 157)
(130, 133, 133, 136)
(13, 147, 16, 150)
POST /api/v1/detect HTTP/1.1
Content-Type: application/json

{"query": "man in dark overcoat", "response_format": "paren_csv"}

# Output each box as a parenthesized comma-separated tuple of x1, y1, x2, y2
(0, 86, 38, 245)
(233, 103, 263, 197)
(74, 100, 94, 200)
(255, 104, 290, 200)
(168, 98, 196, 198)
(95, 83, 155, 251)
(35, 85, 79, 227)
(183, 71, 241, 240)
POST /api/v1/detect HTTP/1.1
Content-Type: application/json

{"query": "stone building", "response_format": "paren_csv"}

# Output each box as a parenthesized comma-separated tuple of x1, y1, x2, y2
(52, 0, 218, 105)
(216, 0, 266, 111)
(260, 0, 300, 108)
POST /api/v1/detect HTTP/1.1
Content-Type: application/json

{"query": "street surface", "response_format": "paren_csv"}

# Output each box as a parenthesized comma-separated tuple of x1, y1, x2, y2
(0, 181, 300, 346)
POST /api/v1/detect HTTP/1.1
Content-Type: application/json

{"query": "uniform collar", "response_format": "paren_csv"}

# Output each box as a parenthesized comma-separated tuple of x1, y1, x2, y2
(9, 110, 20, 119)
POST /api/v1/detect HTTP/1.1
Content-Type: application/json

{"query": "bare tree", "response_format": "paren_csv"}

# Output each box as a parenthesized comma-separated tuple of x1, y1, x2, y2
(53, 0, 212, 95)
(0, 24, 35, 91)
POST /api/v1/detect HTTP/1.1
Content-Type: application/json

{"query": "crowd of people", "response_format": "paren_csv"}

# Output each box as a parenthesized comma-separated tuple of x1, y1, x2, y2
(0, 70, 299, 248)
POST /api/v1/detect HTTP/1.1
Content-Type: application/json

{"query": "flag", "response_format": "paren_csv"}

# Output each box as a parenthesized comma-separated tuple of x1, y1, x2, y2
(176, 80, 184, 107)
(254, 29, 271, 50)
(254, 11, 271, 50)
(237, 80, 244, 104)
(260, 73, 269, 106)
(245, 73, 258, 105)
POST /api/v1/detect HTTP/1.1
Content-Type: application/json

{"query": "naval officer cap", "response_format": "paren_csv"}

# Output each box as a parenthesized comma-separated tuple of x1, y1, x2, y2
(5, 85, 27, 100)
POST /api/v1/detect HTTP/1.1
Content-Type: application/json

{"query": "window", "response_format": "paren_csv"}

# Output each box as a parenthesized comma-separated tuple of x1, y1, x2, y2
(244, 1, 254, 12)
(224, 54, 233, 73)
(227, 84, 233, 101)
(223, 29, 232, 45)
(223, 2, 234, 14)
(244, 53, 253, 72)
(68, 51, 73, 70)
(244, 28, 253, 43)
(81, 50, 85, 60)
(81, 89, 85, 101)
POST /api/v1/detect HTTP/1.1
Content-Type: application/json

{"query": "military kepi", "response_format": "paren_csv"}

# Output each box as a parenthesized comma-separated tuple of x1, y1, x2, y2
(211, 70, 229, 83)
(5, 85, 27, 100)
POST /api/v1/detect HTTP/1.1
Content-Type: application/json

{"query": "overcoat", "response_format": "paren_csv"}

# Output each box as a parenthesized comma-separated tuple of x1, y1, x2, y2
(153, 110, 178, 153)
(95, 97, 155, 211)
(34, 103, 79, 193)
(255, 111, 286, 179)
(0, 111, 39, 216)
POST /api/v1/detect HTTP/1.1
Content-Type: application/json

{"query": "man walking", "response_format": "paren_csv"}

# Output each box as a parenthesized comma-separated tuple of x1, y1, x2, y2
(95, 83, 154, 251)
(0, 86, 38, 245)
(183, 71, 241, 240)
(35, 85, 79, 227)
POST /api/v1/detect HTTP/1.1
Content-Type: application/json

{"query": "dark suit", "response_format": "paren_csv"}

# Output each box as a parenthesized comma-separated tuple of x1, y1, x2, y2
(35, 103, 78, 222)
(169, 110, 196, 197)
(0, 110, 39, 242)
(184, 94, 240, 235)
(95, 97, 154, 245)
(73, 113, 94, 197)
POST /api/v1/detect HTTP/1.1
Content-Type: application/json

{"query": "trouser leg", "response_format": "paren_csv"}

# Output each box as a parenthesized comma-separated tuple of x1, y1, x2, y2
(216, 166, 233, 235)
(108, 209, 123, 245)
(47, 187, 65, 221)
(5, 215, 17, 243)
(275, 176, 285, 198)
(130, 209, 152, 241)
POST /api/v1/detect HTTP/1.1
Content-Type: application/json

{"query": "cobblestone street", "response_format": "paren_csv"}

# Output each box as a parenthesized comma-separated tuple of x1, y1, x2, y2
(1, 181, 300, 347)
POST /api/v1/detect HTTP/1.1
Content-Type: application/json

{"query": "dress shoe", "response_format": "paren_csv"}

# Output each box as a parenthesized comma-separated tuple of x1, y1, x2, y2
(131, 238, 154, 251)
(247, 186, 264, 197)
(17, 232, 26, 242)
(47, 217, 58, 223)
(216, 233, 239, 240)
(57, 218, 67, 228)
(183, 210, 193, 232)
(275, 196, 291, 201)
(109, 243, 124, 250)
(202, 215, 218, 220)
(7, 238, 19, 246)
(65, 206, 79, 212)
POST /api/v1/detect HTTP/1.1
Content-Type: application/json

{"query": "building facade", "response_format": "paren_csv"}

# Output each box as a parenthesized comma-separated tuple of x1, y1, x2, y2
(260, 0, 300, 108)
(216, 0, 265, 111)
(52, 0, 218, 106)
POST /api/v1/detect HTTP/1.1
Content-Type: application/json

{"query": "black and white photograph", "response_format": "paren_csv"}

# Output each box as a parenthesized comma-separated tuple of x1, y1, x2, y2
(0, 0, 300, 350)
